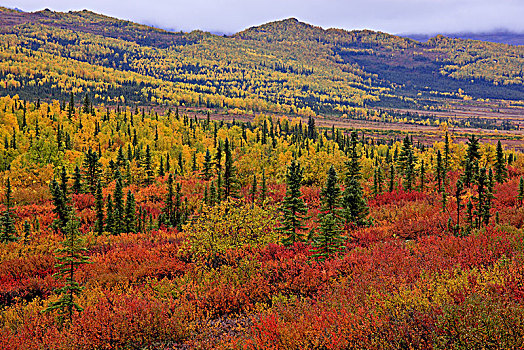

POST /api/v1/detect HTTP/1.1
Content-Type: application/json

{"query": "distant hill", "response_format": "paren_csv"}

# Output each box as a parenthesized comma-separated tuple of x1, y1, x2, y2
(406, 31, 524, 46)
(0, 7, 201, 47)
(0, 8, 522, 114)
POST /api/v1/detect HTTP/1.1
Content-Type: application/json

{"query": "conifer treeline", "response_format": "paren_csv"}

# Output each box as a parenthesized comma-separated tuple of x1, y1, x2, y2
(0, 95, 522, 325)
(1, 96, 520, 260)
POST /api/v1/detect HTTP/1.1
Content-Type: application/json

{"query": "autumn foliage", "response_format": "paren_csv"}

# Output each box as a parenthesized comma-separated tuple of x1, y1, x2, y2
(0, 92, 523, 349)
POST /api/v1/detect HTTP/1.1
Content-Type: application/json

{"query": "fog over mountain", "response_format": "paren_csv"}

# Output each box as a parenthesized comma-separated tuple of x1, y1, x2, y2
(406, 31, 524, 46)
(3, 0, 524, 36)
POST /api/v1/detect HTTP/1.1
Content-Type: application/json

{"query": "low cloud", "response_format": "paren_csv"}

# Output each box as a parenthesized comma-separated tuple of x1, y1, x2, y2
(4, 0, 524, 34)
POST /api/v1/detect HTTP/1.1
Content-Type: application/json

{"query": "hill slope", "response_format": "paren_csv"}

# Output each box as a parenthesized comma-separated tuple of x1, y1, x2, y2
(0, 8, 522, 114)
(406, 31, 524, 46)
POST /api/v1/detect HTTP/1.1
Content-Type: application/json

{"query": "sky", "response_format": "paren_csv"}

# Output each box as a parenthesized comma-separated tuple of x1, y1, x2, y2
(3, 0, 524, 35)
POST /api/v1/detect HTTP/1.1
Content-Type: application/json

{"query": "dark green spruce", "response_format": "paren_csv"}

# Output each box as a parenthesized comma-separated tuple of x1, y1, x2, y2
(280, 159, 308, 246)
(312, 166, 345, 261)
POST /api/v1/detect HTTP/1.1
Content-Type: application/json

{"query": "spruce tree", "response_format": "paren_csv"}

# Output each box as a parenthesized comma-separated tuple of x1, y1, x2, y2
(494, 140, 507, 183)
(388, 163, 395, 192)
(466, 135, 480, 163)
(444, 132, 450, 172)
(144, 145, 154, 185)
(203, 185, 209, 205)
(372, 168, 379, 196)
(436, 150, 443, 192)
(455, 179, 464, 232)
(11, 128, 16, 150)
(463, 157, 473, 188)
(192, 152, 198, 172)
(209, 182, 217, 206)
(312, 166, 345, 260)
(178, 151, 184, 175)
(419, 160, 426, 192)
(398, 136, 415, 191)
(72, 165, 82, 194)
(250, 174, 257, 203)
(44, 210, 89, 323)
(94, 181, 104, 235)
(1, 178, 17, 242)
(164, 174, 175, 226)
(124, 191, 136, 233)
(112, 172, 124, 235)
(463, 135, 481, 187)
(203, 149, 212, 180)
(342, 132, 369, 227)
(518, 177, 524, 205)
(68, 92, 74, 119)
(174, 183, 184, 230)
(23, 220, 30, 244)
(261, 120, 268, 145)
(82, 148, 102, 195)
(222, 138, 239, 200)
(216, 172, 222, 203)
(508, 153, 514, 165)
(50, 168, 70, 233)
(280, 160, 308, 246)
(214, 142, 222, 175)
(376, 166, 383, 194)
(105, 194, 114, 234)
(307, 116, 316, 140)
(82, 94, 90, 113)
(159, 156, 165, 177)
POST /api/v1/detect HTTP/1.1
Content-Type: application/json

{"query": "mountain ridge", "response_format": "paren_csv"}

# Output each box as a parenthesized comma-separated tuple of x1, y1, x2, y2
(2, 7, 522, 47)
(0, 7, 522, 114)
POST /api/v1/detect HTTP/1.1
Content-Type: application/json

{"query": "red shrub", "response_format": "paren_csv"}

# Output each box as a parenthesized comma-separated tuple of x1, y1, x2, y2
(72, 193, 95, 211)
(370, 189, 428, 207)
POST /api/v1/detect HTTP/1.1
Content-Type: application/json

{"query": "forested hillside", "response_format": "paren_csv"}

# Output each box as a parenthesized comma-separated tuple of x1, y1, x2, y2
(0, 7, 522, 116)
